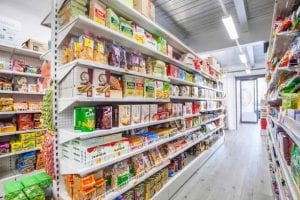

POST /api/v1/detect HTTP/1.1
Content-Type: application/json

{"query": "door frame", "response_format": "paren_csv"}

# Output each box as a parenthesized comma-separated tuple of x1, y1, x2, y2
(235, 75, 265, 125)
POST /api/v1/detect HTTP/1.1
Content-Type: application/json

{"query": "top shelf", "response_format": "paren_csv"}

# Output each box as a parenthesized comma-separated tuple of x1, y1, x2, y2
(104, 0, 197, 56)
(0, 43, 43, 58)
(58, 16, 221, 82)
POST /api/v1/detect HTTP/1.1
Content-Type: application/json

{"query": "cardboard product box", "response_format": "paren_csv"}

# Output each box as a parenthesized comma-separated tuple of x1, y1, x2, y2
(131, 105, 141, 124)
(89, 0, 106, 26)
(118, 105, 131, 127)
(150, 104, 158, 122)
(141, 104, 150, 123)
(22, 39, 48, 53)
(93, 69, 110, 98)
(59, 66, 93, 98)
(133, 0, 155, 21)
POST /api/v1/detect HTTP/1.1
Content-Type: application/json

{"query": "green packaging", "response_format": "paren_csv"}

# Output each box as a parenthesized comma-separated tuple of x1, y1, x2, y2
(80, 106, 96, 132)
(106, 8, 119, 32)
(157, 36, 167, 54)
(23, 185, 45, 200)
(4, 181, 24, 200)
(119, 17, 133, 38)
(74, 107, 82, 130)
(21, 176, 39, 188)
(34, 172, 53, 188)
(144, 78, 155, 98)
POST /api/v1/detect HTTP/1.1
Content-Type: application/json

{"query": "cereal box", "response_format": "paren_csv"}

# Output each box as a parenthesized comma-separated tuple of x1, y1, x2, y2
(93, 69, 110, 98)
(150, 104, 158, 122)
(135, 77, 144, 97)
(141, 104, 150, 123)
(131, 105, 141, 124)
(123, 75, 136, 97)
(119, 105, 131, 126)
(109, 74, 123, 98)
(144, 78, 155, 98)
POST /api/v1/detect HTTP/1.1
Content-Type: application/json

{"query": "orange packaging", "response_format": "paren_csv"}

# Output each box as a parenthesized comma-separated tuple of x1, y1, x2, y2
(89, 0, 106, 26)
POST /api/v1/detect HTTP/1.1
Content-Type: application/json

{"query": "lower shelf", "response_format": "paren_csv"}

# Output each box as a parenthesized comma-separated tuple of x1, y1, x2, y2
(151, 134, 225, 200)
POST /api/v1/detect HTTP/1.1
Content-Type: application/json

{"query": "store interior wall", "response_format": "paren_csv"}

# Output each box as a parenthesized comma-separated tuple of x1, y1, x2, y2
(0, 0, 51, 45)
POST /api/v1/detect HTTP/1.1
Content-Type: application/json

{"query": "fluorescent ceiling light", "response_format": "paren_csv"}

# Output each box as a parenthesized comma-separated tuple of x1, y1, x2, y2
(239, 53, 247, 64)
(222, 15, 239, 40)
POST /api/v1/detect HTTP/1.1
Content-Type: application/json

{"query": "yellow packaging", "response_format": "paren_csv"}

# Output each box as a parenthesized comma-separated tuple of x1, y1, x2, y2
(119, 105, 131, 127)
(22, 140, 36, 150)
(135, 77, 144, 97)
(123, 75, 136, 97)
(11, 140, 22, 153)
(36, 136, 45, 145)
(35, 130, 45, 137)
(19, 132, 36, 141)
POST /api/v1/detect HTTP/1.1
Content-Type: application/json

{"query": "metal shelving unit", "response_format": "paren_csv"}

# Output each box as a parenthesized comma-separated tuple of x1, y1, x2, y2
(50, 0, 226, 199)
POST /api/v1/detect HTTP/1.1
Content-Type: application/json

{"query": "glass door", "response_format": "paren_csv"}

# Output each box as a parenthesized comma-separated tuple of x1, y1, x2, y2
(240, 79, 258, 123)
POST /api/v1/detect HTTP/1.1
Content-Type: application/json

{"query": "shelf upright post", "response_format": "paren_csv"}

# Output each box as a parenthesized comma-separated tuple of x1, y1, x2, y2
(51, 0, 60, 198)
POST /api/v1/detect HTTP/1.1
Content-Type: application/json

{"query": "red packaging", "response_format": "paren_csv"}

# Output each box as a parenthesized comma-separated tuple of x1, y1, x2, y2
(167, 64, 179, 78)
(192, 102, 201, 114)
(157, 112, 169, 120)
(18, 121, 34, 131)
(18, 114, 33, 122)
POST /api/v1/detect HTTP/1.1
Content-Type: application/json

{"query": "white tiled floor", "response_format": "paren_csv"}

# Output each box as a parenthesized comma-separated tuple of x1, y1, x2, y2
(171, 124, 273, 200)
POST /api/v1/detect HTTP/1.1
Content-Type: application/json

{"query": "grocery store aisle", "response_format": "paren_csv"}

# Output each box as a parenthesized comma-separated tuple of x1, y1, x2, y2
(171, 124, 273, 200)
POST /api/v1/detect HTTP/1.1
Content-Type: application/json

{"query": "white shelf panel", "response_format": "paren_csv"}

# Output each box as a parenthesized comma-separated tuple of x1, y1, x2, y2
(58, 59, 170, 83)
(0, 43, 43, 58)
(0, 69, 42, 78)
(59, 114, 224, 144)
(58, 97, 170, 113)
(170, 96, 224, 101)
(0, 128, 46, 137)
(268, 126, 300, 200)
(169, 77, 198, 87)
(0, 90, 45, 95)
(0, 110, 42, 115)
(200, 107, 224, 112)
(104, 160, 170, 200)
(60, 125, 223, 176)
(270, 116, 300, 148)
(152, 134, 225, 200)
(0, 147, 40, 159)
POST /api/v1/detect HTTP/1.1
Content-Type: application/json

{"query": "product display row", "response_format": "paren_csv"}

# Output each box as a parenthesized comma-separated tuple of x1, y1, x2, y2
(62, 129, 223, 200)
(0, 98, 42, 113)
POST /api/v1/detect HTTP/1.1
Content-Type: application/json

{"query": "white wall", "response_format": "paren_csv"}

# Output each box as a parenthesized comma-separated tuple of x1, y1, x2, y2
(0, 0, 51, 45)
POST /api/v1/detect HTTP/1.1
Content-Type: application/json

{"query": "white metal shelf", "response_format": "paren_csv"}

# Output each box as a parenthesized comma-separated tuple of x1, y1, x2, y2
(0, 147, 41, 159)
(0, 69, 42, 78)
(0, 90, 45, 95)
(151, 134, 225, 200)
(170, 96, 224, 101)
(0, 169, 44, 185)
(0, 128, 46, 137)
(58, 59, 170, 83)
(58, 97, 170, 114)
(200, 107, 224, 112)
(268, 126, 300, 200)
(104, 160, 170, 200)
(169, 77, 223, 92)
(270, 116, 300, 147)
(0, 43, 43, 58)
(59, 113, 224, 144)
(60, 125, 223, 176)
(0, 110, 42, 115)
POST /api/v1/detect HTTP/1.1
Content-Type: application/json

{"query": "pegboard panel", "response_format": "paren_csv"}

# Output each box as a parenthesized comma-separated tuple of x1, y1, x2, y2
(12, 54, 43, 69)
(58, 107, 74, 128)
(0, 50, 12, 69)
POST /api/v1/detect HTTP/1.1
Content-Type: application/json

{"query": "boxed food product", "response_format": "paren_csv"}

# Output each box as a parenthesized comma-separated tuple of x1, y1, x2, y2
(133, 0, 155, 21)
(19, 132, 36, 141)
(13, 76, 28, 92)
(155, 81, 163, 99)
(93, 69, 110, 98)
(0, 141, 10, 154)
(145, 32, 157, 50)
(167, 64, 178, 78)
(10, 140, 22, 153)
(22, 39, 48, 53)
(13, 102, 28, 111)
(141, 104, 150, 123)
(107, 43, 121, 67)
(89, 0, 106, 26)
(135, 77, 144, 97)
(152, 60, 166, 78)
(127, 53, 139, 72)
(28, 102, 42, 111)
(131, 105, 141, 124)
(59, 67, 93, 97)
(79, 107, 95, 132)
(106, 8, 119, 32)
(150, 104, 158, 121)
(157, 37, 167, 54)
(23, 185, 45, 200)
(120, 17, 133, 38)
(171, 85, 179, 97)
(3, 181, 24, 200)
(123, 75, 136, 97)
(167, 45, 173, 57)
(109, 74, 123, 98)
(18, 121, 34, 131)
(96, 106, 112, 129)
(119, 105, 131, 126)
(133, 24, 145, 44)
(22, 140, 35, 150)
